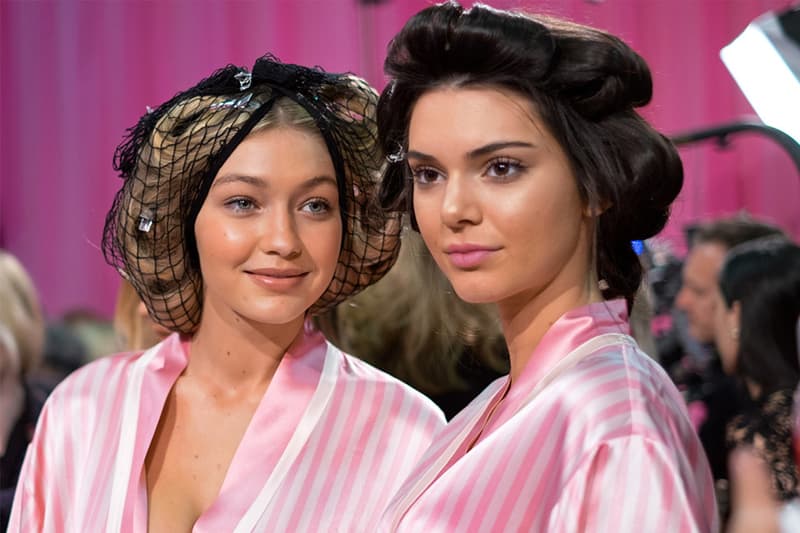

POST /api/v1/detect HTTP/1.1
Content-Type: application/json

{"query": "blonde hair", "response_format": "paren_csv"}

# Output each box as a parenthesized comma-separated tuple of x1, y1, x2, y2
(107, 68, 399, 334)
(118, 95, 323, 331)
(0, 250, 45, 376)
(113, 278, 167, 351)
(318, 230, 508, 395)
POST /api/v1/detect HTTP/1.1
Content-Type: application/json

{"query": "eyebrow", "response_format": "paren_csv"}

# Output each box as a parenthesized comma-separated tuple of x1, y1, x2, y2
(211, 174, 337, 190)
(407, 141, 536, 163)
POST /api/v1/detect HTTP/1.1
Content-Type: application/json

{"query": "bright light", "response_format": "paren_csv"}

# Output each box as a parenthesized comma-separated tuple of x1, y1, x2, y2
(721, 10, 800, 144)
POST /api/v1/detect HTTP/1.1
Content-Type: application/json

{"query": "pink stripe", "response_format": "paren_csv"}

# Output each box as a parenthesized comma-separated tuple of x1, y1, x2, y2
(385, 328, 717, 532)
(9, 335, 445, 531)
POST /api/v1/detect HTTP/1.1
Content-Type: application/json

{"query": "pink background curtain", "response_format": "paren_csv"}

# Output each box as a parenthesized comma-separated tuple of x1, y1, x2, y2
(2, 0, 798, 319)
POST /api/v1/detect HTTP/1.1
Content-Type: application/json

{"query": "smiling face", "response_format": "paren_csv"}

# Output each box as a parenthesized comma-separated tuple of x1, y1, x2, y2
(193, 126, 342, 328)
(407, 86, 595, 314)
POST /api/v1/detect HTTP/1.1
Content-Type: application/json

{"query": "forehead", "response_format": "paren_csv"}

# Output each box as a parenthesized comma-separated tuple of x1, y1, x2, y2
(683, 242, 728, 286)
(218, 126, 334, 175)
(408, 86, 547, 149)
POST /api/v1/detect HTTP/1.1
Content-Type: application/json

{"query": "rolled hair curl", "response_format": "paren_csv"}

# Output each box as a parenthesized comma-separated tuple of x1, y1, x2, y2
(378, 1, 683, 309)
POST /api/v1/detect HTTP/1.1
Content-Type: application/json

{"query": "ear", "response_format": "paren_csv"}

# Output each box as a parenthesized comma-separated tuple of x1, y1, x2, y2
(582, 198, 612, 218)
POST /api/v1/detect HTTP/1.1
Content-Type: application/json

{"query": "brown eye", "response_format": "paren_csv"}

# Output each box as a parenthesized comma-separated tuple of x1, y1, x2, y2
(485, 158, 524, 181)
(492, 162, 512, 176)
(412, 167, 444, 186)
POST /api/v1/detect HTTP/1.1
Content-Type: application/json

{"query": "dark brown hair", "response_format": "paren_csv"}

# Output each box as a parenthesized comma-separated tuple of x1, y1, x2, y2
(378, 2, 683, 309)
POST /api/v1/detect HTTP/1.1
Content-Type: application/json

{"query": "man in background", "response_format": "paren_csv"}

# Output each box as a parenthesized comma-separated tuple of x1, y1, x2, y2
(674, 214, 786, 516)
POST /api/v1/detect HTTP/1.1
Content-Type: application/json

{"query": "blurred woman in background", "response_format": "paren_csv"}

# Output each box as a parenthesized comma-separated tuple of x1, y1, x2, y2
(713, 237, 800, 503)
(0, 250, 45, 531)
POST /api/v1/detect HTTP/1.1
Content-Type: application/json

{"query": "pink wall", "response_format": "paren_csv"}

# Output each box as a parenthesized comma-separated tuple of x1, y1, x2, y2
(2, 0, 798, 319)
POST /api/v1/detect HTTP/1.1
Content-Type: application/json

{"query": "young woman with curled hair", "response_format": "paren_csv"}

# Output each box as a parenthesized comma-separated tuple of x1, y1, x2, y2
(377, 3, 716, 531)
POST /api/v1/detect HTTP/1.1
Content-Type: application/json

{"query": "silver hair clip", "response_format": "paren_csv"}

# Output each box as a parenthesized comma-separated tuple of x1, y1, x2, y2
(137, 208, 154, 233)
(145, 105, 154, 114)
(386, 143, 406, 164)
(209, 92, 254, 110)
(234, 69, 252, 91)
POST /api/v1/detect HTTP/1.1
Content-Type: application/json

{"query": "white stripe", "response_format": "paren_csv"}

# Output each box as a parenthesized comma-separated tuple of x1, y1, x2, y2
(105, 345, 160, 532)
(338, 384, 397, 528)
(360, 390, 427, 524)
(295, 374, 376, 531)
(233, 341, 338, 533)
(502, 399, 572, 530)
(391, 333, 635, 530)
(78, 360, 124, 519)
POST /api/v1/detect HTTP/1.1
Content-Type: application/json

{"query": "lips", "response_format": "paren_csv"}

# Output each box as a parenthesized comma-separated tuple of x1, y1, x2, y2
(245, 267, 309, 290)
(443, 244, 500, 269)
(246, 267, 308, 278)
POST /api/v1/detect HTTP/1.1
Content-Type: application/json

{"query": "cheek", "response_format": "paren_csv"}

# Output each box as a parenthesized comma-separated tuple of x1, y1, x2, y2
(703, 294, 718, 314)
(412, 192, 441, 243)
(196, 219, 249, 259)
(305, 220, 343, 267)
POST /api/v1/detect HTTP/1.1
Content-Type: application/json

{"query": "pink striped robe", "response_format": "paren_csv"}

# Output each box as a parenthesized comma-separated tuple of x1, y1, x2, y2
(380, 300, 718, 532)
(8, 330, 445, 532)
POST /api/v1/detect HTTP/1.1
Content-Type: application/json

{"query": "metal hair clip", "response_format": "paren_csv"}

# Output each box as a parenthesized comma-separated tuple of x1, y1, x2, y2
(137, 208, 154, 233)
(234, 69, 252, 91)
(145, 105, 155, 114)
(386, 143, 406, 164)
(209, 92, 254, 110)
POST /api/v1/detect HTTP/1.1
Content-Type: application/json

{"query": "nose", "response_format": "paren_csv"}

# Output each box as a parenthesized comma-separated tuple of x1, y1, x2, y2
(260, 206, 302, 258)
(440, 174, 481, 229)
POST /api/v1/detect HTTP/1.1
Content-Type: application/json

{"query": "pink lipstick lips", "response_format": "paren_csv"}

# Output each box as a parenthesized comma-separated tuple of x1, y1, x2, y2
(246, 267, 308, 290)
(444, 244, 499, 269)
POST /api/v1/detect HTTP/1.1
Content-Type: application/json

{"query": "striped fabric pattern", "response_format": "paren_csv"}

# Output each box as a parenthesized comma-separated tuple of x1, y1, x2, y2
(9, 331, 445, 532)
(380, 300, 719, 533)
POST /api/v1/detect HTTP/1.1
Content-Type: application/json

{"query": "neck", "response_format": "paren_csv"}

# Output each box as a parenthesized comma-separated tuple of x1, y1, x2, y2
(498, 280, 603, 382)
(188, 300, 305, 394)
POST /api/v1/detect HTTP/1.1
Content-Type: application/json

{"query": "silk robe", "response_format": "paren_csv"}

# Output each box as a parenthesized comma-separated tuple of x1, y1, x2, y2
(380, 300, 718, 532)
(9, 330, 445, 532)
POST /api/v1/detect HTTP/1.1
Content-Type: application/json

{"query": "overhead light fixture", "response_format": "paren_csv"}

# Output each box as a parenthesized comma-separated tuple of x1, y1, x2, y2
(720, 6, 800, 144)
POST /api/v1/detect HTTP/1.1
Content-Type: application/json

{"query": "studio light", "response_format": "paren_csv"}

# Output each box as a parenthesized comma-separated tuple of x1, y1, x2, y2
(720, 6, 800, 144)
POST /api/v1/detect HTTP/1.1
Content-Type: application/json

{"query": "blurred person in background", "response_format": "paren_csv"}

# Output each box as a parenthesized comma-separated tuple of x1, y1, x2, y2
(59, 308, 120, 362)
(0, 250, 46, 530)
(114, 278, 171, 351)
(713, 237, 800, 504)
(676, 215, 785, 345)
(318, 229, 508, 420)
(674, 214, 787, 514)
(25, 323, 89, 404)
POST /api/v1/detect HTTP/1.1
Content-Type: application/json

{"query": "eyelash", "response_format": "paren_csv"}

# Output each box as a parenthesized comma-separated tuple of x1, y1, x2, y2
(224, 197, 256, 213)
(409, 166, 443, 187)
(410, 157, 526, 186)
(484, 157, 525, 181)
(301, 197, 333, 216)
(222, 197, 333, 217)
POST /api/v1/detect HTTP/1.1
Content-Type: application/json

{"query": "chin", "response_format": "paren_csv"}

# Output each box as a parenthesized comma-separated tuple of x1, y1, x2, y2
(239, 304, 310, 328)
(449, 282, 502, 305)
